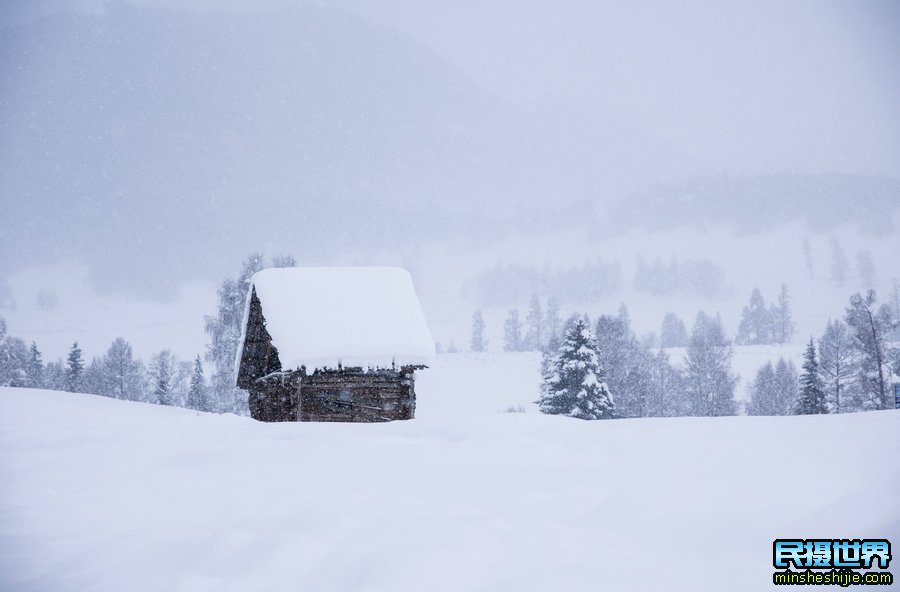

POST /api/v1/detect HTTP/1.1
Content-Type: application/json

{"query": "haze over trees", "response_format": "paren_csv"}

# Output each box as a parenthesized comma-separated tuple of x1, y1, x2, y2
(659, 313, 688, 348)
(470, 310, 488, 352)
(736, 285, 794, 345)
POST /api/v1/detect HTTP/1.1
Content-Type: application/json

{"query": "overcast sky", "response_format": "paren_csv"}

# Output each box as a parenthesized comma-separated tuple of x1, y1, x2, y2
(4, 0, 899, 180)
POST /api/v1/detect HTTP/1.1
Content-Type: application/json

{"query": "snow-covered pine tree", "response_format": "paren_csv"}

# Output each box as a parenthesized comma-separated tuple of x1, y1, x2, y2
(684, 312, 737, 416)
(186, 355, 211, 411)
(818, 319, 856, 413)
(470, 309, 488, 352)
(844, 290, 891, 410)
(659, 312, 688, 348)
(0, 320, 28, 388)
(503, 308, 523, 352)
(538, 319, 614, 420)
(43, 360, 66, 391)
(793, 338, 828, 415)
(524, 294, 544, 351)
(25, 342, 43, 388)
(151, 350, 175, 406)
(65, 342, 84, 392)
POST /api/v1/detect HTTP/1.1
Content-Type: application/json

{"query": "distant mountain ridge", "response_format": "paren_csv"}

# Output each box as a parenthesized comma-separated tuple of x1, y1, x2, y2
(0, 3, 550, 293)
(603, 173, 900, 234)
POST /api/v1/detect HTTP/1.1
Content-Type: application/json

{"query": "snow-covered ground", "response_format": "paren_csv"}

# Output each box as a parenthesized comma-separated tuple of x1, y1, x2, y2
(3, 352, 899, 592)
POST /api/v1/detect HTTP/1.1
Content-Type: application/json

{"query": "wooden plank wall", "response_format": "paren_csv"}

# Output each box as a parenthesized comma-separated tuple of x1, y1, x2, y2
(248, 369, 418, 423)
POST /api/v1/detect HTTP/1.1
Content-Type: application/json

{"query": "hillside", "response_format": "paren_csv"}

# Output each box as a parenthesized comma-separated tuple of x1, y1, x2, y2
(0, 4, 552, 294)
(2, 358, 898, 591)
(603, 173, 900, 235)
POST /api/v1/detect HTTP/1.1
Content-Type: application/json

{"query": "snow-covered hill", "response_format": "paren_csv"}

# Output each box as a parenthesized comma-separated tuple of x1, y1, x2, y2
(2, 360, 898, 591)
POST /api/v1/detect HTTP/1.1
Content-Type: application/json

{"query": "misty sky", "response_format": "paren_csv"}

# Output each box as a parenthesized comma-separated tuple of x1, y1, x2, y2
(7, 0, 898, 179)
(1, 0, 898, 293)
(358, 0, 900, 178)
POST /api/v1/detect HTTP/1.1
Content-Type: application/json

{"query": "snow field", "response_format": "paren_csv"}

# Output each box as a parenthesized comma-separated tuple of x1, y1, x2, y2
(2, 351, 899, 591)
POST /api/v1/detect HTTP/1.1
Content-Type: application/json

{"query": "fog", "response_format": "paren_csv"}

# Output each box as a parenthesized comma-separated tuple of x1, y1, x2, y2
(1, 0, 898, 290)
(0, 0, 898, 362)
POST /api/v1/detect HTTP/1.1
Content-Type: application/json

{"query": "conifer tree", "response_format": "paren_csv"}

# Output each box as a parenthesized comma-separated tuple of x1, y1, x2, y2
(470, 309, 488, 352)
(524, 294, 544, 351)
(794, 338, 828, 415)
(186, 355, 211, 411)
(151, 350, 175, 406)
(65, 342, 84, 392)
(736, 288, 771, 345)
(538, 319, 614, 419)
(25, 342, 43, 388)
(0, 320, 28, 388)
(503, 308, 523, 352)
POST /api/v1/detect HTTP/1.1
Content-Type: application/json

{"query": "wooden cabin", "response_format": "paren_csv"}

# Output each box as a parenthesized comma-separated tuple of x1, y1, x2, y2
(235, 267, 434, 422)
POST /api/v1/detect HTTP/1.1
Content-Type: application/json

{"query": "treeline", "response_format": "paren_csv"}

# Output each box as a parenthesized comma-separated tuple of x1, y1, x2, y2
(0, 252, 297, 416)
(538, 307, 737, 419)
(0, 324, 214, 411)
(633, 257, 726, 299)
(486, 288, 898, 420)
(603, 173, 900, 235)
(464, 261, 621, 308)
(748, 289, 899, 415)
(735, 284, 794, 345)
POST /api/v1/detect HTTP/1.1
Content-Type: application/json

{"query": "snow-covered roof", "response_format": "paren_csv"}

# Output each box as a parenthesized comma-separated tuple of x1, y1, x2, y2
(236, 267, 434, 373)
